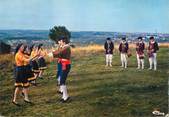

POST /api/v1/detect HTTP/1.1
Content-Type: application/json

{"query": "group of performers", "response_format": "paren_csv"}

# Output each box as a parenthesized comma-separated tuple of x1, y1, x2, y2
(12, 36, 71, 106)
(12, 44, 47, 106)
(12, 35, 158, 106)
(104, 36, 159, 70)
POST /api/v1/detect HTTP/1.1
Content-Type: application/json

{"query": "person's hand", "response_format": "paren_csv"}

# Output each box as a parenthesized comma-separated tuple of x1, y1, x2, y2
(48, 52, 53, 58)
(27, 58, 32, 62)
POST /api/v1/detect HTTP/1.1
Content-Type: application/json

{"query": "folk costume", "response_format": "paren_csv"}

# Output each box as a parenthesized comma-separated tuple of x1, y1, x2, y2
(56, 45, 63, 85)
(12, 44, 32, 106)
(119, 38, 129, 68)
(53, 43, 71, 102)
(37, 48, 47, 70)
(24, 54, 36, 83)
(148, 37, 159, 70)
(14, 51, 30, 88)
(104, 38, 114, 67)
(30, 49, 40, 73)
(136, 37, 145, 69)
(37, 44, 47, 79)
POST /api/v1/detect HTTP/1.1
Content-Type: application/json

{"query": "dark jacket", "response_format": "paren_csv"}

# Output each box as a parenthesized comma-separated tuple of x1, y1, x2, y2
(53, 45, 71, 60)
(148, 41, 159, 53)
(104, 41, 114, 54)
(119, 42, 128, 53)
(136, 42, 145, 55)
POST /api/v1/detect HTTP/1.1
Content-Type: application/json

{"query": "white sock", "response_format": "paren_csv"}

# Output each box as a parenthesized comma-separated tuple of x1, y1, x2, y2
(59, 86, 63, 93)
(57, 76, 60, 84)
(24, 93, 29, 101)
(154, 65, 157, 71)
(62, 85, 69, 100)
(106, 62, 108, 66)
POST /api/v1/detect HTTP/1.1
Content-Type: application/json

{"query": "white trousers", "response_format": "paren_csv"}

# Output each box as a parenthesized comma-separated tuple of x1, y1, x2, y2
(106, 54, 113, 66)
(136, 54, 144, 69)
(149, 53, 157, 70)
(121, 53, 127, 68)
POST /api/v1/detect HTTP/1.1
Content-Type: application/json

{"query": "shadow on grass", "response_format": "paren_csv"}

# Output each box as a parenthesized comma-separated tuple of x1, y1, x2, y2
(70, 81, 167, 116)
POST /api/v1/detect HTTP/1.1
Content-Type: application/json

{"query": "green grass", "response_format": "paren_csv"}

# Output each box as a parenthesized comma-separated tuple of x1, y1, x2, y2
(0, 48, 168, 117)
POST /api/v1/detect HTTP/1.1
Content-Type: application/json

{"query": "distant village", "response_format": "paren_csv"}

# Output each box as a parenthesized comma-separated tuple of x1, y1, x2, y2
(0, 30, 169, 54)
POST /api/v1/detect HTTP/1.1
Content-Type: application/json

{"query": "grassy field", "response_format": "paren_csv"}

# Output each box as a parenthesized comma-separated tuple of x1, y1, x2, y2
(0, 46, 168, 117)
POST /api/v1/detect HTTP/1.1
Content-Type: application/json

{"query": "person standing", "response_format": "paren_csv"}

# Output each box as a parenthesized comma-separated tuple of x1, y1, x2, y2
(56, 39, 63, 86)
(104, 37, 114, 67)
(119, 37, 129, 68)
(147, 36, 159, 70)
(136, 37, 145, 69)
(37, 44, 47, 79)
(24, 46, 36, 85)
(50, 38, 63, 92)
(12, 44, 32, 106)
(53, 37, 71, 102)
(30, 45, 40, 84)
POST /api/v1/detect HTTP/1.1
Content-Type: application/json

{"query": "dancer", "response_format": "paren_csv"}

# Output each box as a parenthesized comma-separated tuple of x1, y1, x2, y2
(24, 46, 36, 83)
(136, 37, 145, 69)
(30, 45, 40, 84)
(53, 37, 71, 102)
(12, 44, 32, 106)
(54, 39, 63, 85)
(104, 37, 114, 67)
(119, 37, 129, 68)
(147, 36, 159, 70)
(37, 44, 47, 79)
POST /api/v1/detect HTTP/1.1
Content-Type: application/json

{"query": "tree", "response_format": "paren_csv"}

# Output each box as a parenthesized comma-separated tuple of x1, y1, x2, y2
(0, 41, 11, 54)
(49, 26, 71, 43)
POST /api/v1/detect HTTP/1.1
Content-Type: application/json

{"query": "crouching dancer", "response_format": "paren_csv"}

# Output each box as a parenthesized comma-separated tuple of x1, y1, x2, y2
(53, 37, 71, 103)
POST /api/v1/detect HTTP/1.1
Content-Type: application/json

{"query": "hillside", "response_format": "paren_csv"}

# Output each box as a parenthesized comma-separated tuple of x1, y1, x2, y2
(0, 30, 169, 45)
(0, 46, 168, 117)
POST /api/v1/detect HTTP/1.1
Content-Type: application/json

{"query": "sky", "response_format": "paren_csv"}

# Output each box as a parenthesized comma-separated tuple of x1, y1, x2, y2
(0, 0, 169, 33)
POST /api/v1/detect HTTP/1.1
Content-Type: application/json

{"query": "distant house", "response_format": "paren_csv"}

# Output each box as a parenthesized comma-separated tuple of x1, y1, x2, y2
(0, 41, 11, 54)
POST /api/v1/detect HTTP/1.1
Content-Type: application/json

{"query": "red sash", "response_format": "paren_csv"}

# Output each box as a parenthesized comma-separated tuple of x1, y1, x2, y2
(61, 59, 71, 70)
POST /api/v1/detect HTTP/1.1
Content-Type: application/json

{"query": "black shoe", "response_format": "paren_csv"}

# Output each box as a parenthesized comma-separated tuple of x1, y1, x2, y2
(61, 97, 71, 103)
(12, 101, 21, 106)
(24, 100, 33, 104)
(57, 91, 63, 94)
(21, 92, 25, 97)
(39, 77, 43, 79)
(31, 83, 37, 86)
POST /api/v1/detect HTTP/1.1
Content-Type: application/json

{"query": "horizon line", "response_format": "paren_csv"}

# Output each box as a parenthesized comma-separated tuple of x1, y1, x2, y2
(0, 28, 168, 34)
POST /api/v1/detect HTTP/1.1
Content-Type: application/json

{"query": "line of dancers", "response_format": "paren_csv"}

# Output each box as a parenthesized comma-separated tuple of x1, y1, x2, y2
(104, 36, 159, 70)
(12, 36, 72, 106)
(12, 44, 47, 106)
